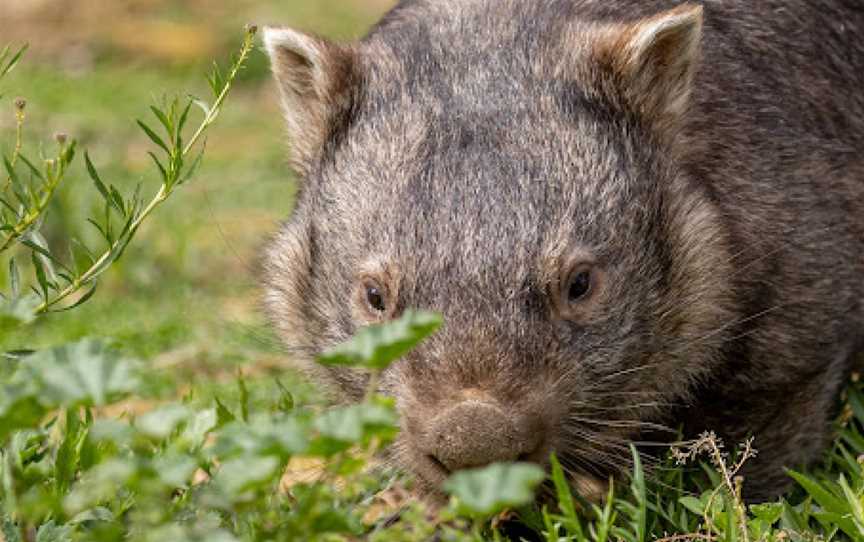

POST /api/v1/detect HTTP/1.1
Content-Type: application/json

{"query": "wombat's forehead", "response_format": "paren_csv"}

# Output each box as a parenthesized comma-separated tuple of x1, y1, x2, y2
(320, 108, 635, 270)
(329, 104, 632, 215)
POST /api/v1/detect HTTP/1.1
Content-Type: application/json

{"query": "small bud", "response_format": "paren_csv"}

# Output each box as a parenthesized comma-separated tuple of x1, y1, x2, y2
(13, 97, 26, 111)
(245, 23, 258, 35)
(55, 132, 68, 145)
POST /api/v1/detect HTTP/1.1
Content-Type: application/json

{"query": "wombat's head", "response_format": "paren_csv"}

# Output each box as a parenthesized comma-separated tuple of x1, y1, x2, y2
(262, 2, 733, 494)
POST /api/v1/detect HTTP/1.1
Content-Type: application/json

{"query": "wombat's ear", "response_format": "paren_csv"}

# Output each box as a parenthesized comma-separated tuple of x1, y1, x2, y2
(594, 4, 703, 132)
(263, 27, 358, 173)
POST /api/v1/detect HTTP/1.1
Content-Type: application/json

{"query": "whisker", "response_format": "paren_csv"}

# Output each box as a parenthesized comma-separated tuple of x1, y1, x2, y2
(674, 301, 791, 353)
(594, 362, 663, 384)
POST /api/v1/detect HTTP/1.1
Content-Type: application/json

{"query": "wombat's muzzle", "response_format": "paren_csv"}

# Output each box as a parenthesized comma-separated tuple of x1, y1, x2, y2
(421, 397, 543, 473)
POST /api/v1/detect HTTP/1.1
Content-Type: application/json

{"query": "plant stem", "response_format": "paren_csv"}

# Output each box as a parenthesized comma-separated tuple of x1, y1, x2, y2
(33, 27, 256, 313)
(0, 172, 62, 253)
(34, 185, 167, 313)
(2, 104, 25, 194)
(183, 30, 255, 157)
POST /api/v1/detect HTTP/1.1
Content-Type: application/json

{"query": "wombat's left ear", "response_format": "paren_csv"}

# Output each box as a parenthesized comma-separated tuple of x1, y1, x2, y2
(263, 27, 358, 174)
(594, 4, 703, 131)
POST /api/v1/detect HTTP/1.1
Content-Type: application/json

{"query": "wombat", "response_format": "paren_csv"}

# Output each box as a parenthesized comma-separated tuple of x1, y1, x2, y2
(261, 0, 864, 500)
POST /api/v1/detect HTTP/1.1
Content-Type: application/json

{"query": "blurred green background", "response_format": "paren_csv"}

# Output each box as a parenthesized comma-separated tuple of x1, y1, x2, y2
(0, 0, 394, 400)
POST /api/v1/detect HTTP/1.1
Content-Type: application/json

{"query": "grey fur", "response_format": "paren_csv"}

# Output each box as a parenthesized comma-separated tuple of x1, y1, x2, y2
(262, 0, 864, 499)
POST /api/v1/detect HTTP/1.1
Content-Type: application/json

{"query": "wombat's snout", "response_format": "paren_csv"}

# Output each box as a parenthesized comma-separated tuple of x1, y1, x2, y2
(421, 398, 544, 474)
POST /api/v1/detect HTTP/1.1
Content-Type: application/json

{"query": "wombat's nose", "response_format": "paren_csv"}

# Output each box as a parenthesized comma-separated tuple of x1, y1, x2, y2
(425, 400, 542, 473)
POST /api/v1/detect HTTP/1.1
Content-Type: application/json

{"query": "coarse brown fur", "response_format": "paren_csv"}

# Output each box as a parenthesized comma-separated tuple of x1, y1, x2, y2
(261, 0, 864, 500)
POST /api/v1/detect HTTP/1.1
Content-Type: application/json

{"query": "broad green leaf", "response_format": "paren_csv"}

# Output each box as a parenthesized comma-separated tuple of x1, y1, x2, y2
(679, 495, 705, 516)
(319, 310, 442, 370)
(16, 339, 141, 407)
(749, 502, 784, 525)
(139, 525, 238, 542)
(64, 459, 137, 514)
(69, 506, 114, 525)
(180, 407, 218, 449)
(0, 294, 39, 333)
(35, 521, 72, 542)
(312, 400, 398, 451)
(0, 390, 46, 441)
(443, 462, 545, 517)
(153, 451, 198, 488)
(1, 516, 21, 542)
(136, 404, 191, 440)
(214, 455, 280, 495)
(88, 419, 135, 446)
(212, 413, 308, 460)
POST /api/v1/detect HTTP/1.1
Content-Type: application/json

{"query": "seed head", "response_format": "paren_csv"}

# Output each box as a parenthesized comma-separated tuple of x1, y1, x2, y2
(55, 132, 68, 145)
(245, 23, 258, 35)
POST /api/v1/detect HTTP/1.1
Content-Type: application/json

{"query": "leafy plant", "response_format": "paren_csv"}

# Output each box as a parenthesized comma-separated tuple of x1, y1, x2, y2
(0, 26, 255, 326)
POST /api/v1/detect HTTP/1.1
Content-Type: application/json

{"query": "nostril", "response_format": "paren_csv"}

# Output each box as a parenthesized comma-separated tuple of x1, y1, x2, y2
(516, 436, 546, 463)
(426, 454, 451, 475)
(517, 445, 542, 463)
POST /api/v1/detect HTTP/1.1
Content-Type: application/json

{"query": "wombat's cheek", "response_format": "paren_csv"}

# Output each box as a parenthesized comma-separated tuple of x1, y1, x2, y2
(400, 442, 452, 499)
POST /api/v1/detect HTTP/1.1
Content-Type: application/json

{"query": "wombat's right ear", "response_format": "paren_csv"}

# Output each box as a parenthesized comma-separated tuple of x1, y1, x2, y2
(592, 4, 703, 135)
(263, 27, 358, 173)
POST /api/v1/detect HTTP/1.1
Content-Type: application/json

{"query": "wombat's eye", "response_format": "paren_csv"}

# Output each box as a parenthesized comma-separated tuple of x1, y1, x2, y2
(568, 270, 592, 302)
(366, 283, 387, 313)
(356, 271, 398, 321)
(552, 262, 601, 322)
